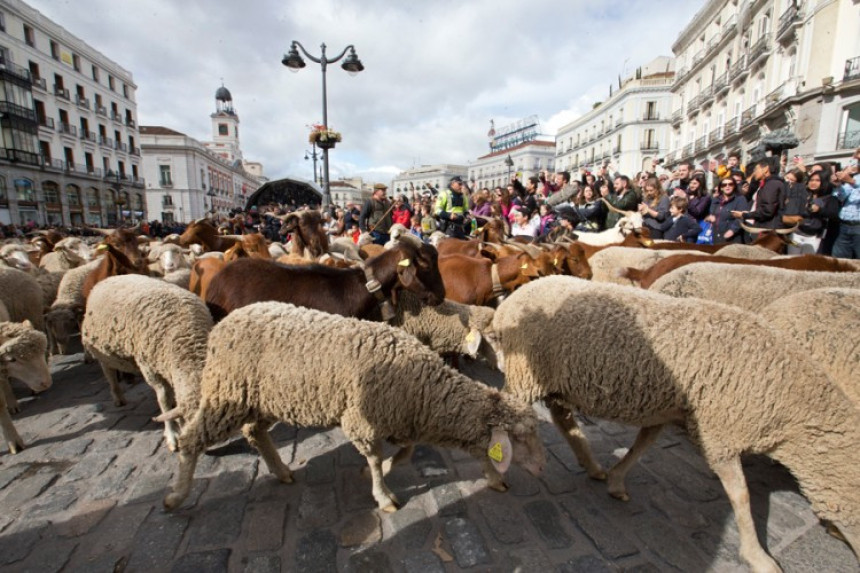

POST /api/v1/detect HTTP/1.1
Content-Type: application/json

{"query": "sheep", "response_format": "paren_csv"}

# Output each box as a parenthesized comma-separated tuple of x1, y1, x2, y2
(38, 237, 93, 272)
(588, 247, 707, 285)
(0, 243, 37, 272)
(493, 276, 860, 573)
(713, 243, 779, 260)
(0, 267, 45, 333)
(163, 301, 545, 512)
(146, 242, 190, 276)
(760, 287, 860, 406)
(650, 262, 860, 311)
(81, 275, 213, 451)
(0, 317, 51, 452)
(44, 259, 101, 356)
(162, 268, 192, 290)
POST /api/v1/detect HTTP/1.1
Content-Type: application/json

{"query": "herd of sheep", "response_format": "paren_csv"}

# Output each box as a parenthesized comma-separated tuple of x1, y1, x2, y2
(0, 212, 858, 573)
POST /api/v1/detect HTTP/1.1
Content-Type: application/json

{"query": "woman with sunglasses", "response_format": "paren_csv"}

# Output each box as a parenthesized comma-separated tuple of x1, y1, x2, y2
(705, 178, 748, 243)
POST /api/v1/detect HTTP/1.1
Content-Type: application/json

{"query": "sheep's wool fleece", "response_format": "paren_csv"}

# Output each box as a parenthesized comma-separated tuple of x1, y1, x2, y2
(761, 287, 860, 406)
(393, 290, 494, 355)
(494, 276, 860, 526)
(588, 247, 707, 285)
(0, 267, 45, 331)
(713, 244, 779, 260)
(82, 275, 212, 412)
(0, 321, 46, 361)
(198, 302, 530, 453)
(650, 262, 860, 311)
(52, 260, 101, 307)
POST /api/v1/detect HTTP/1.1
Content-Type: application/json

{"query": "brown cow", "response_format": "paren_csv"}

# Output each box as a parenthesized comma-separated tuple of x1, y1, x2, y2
(205, 239, 446, 322)
(622, 253, 858, 289)
(438, 253, 545, 306)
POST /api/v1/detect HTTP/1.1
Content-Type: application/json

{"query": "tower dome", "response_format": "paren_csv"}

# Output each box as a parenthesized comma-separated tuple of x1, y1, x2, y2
(215, 85, 232, 102)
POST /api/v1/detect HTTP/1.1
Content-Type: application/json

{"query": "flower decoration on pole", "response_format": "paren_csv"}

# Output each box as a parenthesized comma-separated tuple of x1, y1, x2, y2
(308, 123, 342, 149)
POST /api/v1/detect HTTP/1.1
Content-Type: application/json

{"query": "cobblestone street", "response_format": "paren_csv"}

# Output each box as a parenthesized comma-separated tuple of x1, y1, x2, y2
(0, 351, 856, 572)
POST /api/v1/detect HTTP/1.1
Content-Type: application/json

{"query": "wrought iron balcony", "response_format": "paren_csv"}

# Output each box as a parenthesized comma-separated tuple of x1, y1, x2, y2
(75, 95, 90, 109)
(722, 14, 737, 39)
(740, 105, 758, 128)
(749, 34, 771, 68)
(777, 4, 800, 42)
(80, 130, 97, 143)
(0, 60, 31, 83)
(31, 76, 46, 91)
(714, 72, 729, 96)
(0, 101, 36, 122)
(58, 122, 77, 137)
(695, 136, 707, 152)
(99, 136, 114, 148)
(730, 55, 749, 84)
(682, 144, 693, 158)
(54, 85, 70, 100)
(96, 105, 107, 117)
(724, 118, 738, 137)
(640, 141, 659, 152)
(709, 127, 724, 145)
(111, 111, 122, 122)
(671, 109, 683, 125)
(38, 116, 55, 129)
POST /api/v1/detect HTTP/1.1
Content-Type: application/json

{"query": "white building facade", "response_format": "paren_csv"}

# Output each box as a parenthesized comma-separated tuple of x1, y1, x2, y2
(0, 0, 144, 227)
(391, 164, 469, 200)
(667, 0, 860, 168)
(468, 141, 556, 191)
(555, 57, 675, 179)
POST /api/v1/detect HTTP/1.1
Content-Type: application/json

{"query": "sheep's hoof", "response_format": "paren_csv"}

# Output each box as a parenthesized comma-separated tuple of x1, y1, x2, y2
(7, 440, 24, 454)
(276, 471, 294, 484)
(609, 490, 630, 502)
(163, 493, 184, 511)
(7, 404, 20, 415)
(824, 521, 846, 542)
(380, 502, 399, 513)
(588, 469, 608, 481)
(113, 398, 127, 407)
(488, 481, 509, 493)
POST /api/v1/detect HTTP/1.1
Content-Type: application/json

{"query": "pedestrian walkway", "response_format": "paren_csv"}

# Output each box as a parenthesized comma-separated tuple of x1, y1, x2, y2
(0, 353, 856, 572)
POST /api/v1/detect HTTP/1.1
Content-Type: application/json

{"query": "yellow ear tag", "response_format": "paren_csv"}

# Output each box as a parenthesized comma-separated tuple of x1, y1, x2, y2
(398, 259, 411, 267)
(96, 244, 108, 252)
(520, 263, 528, 270)
(553, 257, 559, 266)
(488, 442, 504, 462)
(465, 331, 476, 344)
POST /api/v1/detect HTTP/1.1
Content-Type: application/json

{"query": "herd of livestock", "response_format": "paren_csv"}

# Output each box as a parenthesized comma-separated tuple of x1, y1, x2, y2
(0, 207, 858, 573)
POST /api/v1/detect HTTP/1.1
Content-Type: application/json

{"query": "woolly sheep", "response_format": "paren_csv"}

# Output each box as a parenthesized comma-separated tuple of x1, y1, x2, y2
(147, 243, 190, 276)
(650, 262, 860, 311)
(493, 276, 860, 572)
(163, 301, 545, 512)
(81, 275, 213, 451)
(713, 243, 779, 260)
(0, 318, 51, 453)
(0, 243, 36, 272)
(588, 247, 708, 285)
(39, 237, 93, 272)
(0, 267, 45, 333)
(162, 268, 192, 290)
(760, 287, 860, 406)
(44, 259, 101, 355)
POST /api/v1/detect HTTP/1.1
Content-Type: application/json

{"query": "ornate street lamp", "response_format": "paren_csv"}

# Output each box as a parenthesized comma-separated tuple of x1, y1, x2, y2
(282, 41, 364, 208)
(504, 154, 514, 181)
(305, 144, 320, 186)
(206, 189, 217, 217)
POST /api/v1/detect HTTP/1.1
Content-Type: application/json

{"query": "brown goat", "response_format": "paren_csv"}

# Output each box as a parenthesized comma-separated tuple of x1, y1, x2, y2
(81, 244, 150, 303)
(179, 219, 241, 252)
(279, 210, 330, 260)
(438, 253, 545, 306)
(635, 231, 788, 255)
(623, 253, 858, 289)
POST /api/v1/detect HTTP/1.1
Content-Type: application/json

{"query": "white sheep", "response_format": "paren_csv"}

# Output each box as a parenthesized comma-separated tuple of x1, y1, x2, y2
(713, 243, 779, 259)
(162, 268, 192, 290)
(44, 259, 101, 356)
(588, 246, 707, 285)
(0, 243, 36, 272)
(146, 243, 191, 276)
(0, 316, 52, 453)
(650, 262, 860, 311)
(81, 275, 213, 451)
(38, 237, 93, 272)
(760, 287, 860, 406)
(493, 276, 860, 573)
(0, 267, 45, 333)
(567, 212, 644, 246)
(163, 301, 545, 512)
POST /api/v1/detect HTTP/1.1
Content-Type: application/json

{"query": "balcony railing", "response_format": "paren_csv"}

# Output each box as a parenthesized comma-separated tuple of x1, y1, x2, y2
(96, 105, 107, 117)
(0, 148, 40, 165)
(111, 111, 123, 122)
(0, 60, 31, 83)
(75, 95, 90, 109)
(707, 35, 720, 52)
(115, 141, 128, 152)
(749, 34, 771, 67)
(764, 85, 784, 113)
(99, 136, 114, 148)
(687, 95, 702, 116)
(126, 118, 136, 128)
(700, 86, 714, 108)
(777, 4, 799, 41)
(665, 152, 676, 165)
(714, 72, 729, 95)
(836, 129, 859, 150)
(0, 101, 36, 122)
(730, 55, 749, 83)
(722, 14, 737, 38)
(671, 109, 682, 125)
(695, 136, 707, 152)
(130, 147, 140, 156)
(31, 76, 46, 91)
(724, 117, 738, 137)
(674, 66, 688, 85)
(709, 126, 724, 145)
(740, 105, 758, 128)
(692, 49, 705, 66)
(80, 130, 97, 143)
(640, 141, 659, 151)
(845, 56, 860, 82)
(53, 86, 70, 100)
(43, 158, 64, 170)
(58, 123, 77, 137)
(38, 116, 55, 129)
(682, 144, 693, 158)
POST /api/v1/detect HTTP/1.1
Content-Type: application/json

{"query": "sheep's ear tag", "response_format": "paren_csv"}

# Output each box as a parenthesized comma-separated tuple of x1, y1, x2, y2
(398, 259, 411, 267)
(488, 428, 512, 474)
(553, 257, 559, 266)
(643, 239, 654, 247)
(464, 329, 481, 357)
(520, 263, 528, 270)
(96, 244, 108, 252)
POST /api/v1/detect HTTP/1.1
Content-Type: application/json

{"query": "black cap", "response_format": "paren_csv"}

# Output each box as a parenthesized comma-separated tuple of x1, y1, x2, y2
(449, 176, 464, 185)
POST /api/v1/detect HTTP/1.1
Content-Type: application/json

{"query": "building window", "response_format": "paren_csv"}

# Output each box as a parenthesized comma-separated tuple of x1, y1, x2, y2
(65, 184, 80, 206)
(0, 12, 5, 33)
(23, 24, 35, 47)
(159, 165, 173, 186)
(162, 194, 173, 206)
(43, 182, 59, 204)
(15, 179, 35, 202)
(0, 178, 6, 202)
(218, 123, 228, 136)
(50, 40, 59, 60)
(72, 54, 81, 71)
(108, 75, 115, 91)
(87, 188, 99, 207)
(122, 83, 129, 98)
(92, 65, 99, 82)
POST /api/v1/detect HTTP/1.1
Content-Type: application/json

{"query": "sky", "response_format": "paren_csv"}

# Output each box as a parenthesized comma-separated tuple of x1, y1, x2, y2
(26, 0, 703, 185)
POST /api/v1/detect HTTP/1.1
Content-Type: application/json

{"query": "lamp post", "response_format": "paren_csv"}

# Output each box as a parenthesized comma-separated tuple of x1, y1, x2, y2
(504, 154, 514, 181)
(112, 172, 126, 226)
(282, 41, 364, 208)
(305, 144, 320, 186)
(206, 189, 216, 218)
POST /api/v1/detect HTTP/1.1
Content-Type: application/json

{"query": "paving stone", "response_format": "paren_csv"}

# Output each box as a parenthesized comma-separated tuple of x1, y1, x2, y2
(54, 498, 116, 538)
(0, 466, 59, 506)
(505, 465, 542, 496)
(338, 443, 366, 467)
(524, 499, 573, 549)
(639, 452, 722, 503)
(87, 434, 133, 453)
(558, 554, 616, 572)
(561, 498, 640, 560)
(340, 468, 376, 512)
(689, 529, 743, 569)
(243, 553, 281, 573)
(171, 548, 231, 573)
(339, 511, 381, 547)
(57, 453, 116, 484)
(296, 485, 339, 530)
(549, 443, 588, 475)
(538, 420, 565, 445)
(648, 487, 709, 530)
(776, 522, 859, 572)
(504, 546, 554, 572)
(45, 436, 94, 459)
(124, 472, 172, 505)
(25, 482, 78, 518)
(347, 550, 394, 573)
(125, 511, 189, 571)
(243, 501, 288, 552)
(0, 520, 48, 565)
(430, 482, 466, 517)
(186, 495, 247, 549)
(444, 517, 491, 568)
(477, 496, 525, 544)
(630, 515, 708, 571)
(539, 457, 579, 495)
(79, 503, 151, 559)
(305, 451, 336, 484)
(122, 430, 165, 459)
(384, 507, 433, 551)
(66, 553, 127, 573)
(412, 445, 448, 478)
(206, 463, 258, 498)
(85, 462, 135, 500)
(15, 536, 77, 573)
(619, 563, 662, 573)
(294, 529, 338, 573)
(401, 551, 445, 573)
(0, 463, 28, 491)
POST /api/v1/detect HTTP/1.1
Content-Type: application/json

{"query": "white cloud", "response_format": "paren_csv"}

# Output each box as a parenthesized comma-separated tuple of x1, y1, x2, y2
(25, 0, 702, 183)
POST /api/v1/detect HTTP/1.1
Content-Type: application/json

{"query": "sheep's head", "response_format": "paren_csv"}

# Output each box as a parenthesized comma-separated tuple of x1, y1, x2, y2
(0, 244, 35, 272)
(45, 306, 82, 356)
(487, 393, 545, 478)
(0, 321, 51, 392)
(617, 212, 644, 235)
(55, 237, 92, 264)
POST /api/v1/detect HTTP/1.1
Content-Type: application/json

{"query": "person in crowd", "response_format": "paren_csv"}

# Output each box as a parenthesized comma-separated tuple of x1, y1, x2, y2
(470, 187, 493, 221)
(538, 203, 556, 236)
(547, 206, 580, 241)
(668, 160, 693, 193)
(391, 194, 413, 227)
(510, 207, 539, 238)
(603, 175, 638, 228)
(732, 158, 785, 233)
(542, 170, 579, 206)
(664, 196, 701, 242)
(419, 203, 437, 238)
(781, 168, 808, 219)
(409, 214, 424, 240)
(706, 177, 748, 243)
(572, 185, 605, 232)
(783, 171, 839, 254)
(359, 183, 394, 245)
(497, 185, 515, 223)
(831, 148, 860, 259)
(638, 177, 671, 239)
(435, 176, 470, 239)
(512, 175, 540, 216)
(683, 173, 711, 222)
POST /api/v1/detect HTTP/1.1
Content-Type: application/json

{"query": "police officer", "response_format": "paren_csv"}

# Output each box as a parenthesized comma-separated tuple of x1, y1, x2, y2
(359, 183, 394, 245)
(435, 176, 470, 239)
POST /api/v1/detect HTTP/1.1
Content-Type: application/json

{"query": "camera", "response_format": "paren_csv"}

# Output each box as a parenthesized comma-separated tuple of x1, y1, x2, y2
(656, 158, 665, 165)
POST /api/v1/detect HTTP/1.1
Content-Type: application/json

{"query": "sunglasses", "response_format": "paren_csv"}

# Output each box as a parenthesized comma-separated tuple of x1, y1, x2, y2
(721, 182, 735, 187)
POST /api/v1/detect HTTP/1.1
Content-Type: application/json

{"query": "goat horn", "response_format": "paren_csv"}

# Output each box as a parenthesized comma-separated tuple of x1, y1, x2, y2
(600, 197, 635, 216)
(739, 221, 800, 235)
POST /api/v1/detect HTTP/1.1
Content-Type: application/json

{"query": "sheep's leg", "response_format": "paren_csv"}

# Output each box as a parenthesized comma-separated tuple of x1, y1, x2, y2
(711, 456, 781, 573)
(142, 369, 180, 452)
(0, 390, 24, 454)
(547, 400, 607, 480)
(163, 411, 206, 510)
(383, 444, 415, 476)
(481, 455, 509, 492)
(606, 424, 663, 501)
(1, 378, 20, 414)
(241, 421, 293, 483)
(353, 439, 399, 512)
(99, 364, 126, 407)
